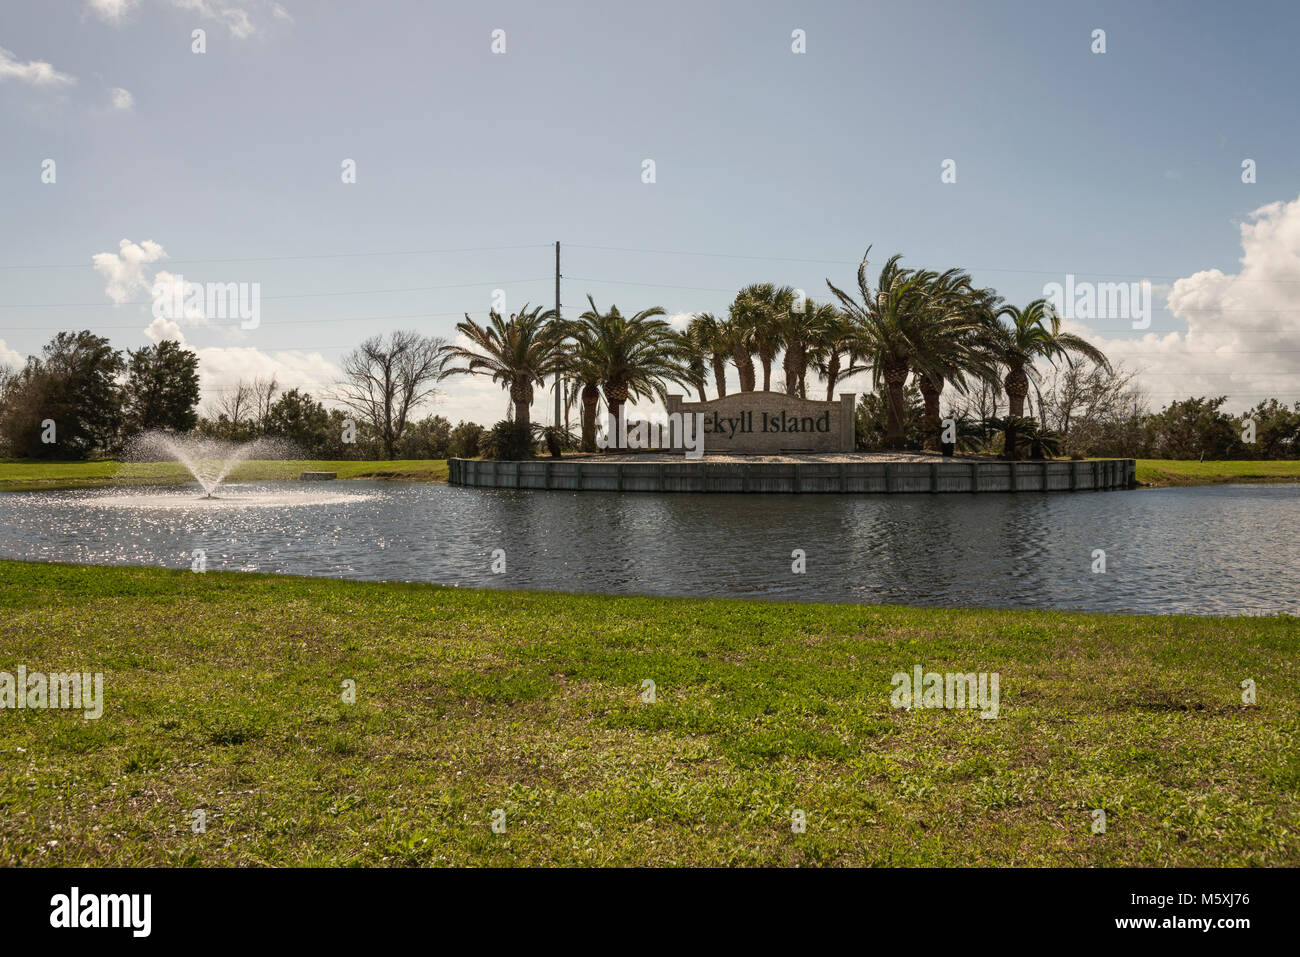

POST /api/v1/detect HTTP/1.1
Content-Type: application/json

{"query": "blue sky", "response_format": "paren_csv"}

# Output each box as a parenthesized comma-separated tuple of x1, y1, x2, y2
(2, 0, 1299, 423)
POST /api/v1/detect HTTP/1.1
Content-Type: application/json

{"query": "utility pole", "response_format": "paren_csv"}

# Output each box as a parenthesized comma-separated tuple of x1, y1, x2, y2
(554, 240, 562, 426)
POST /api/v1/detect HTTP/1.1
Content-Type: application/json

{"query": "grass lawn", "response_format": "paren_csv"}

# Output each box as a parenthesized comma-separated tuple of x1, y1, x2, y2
(0, 458, 447, 492)
(4, 456, 1300, 492)
(0, 559, 1295, 866)
(1135, 459, 1300, 487)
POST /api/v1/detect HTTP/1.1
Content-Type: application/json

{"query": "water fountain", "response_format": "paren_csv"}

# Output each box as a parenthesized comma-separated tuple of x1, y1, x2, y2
(127, 432, 292, 498)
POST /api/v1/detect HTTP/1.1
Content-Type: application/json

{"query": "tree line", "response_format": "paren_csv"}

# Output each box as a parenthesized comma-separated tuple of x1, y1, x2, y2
(3, 244, 1297, 461)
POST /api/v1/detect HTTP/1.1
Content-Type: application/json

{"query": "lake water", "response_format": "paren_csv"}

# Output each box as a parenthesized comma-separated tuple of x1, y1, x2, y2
(1, 481, 1296, 616)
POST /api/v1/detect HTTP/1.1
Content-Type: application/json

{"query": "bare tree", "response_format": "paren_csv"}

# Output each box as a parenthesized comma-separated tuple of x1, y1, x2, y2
(334, 331, 448, 459)
(210, 381, 254, 428)
(1040, 362, 1145, 453)
(250, 376, 279, 431)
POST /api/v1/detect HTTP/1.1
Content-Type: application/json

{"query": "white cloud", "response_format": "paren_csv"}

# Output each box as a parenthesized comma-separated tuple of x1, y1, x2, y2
(92, 238, 168, 305)
(93, 1, 292, 39)
(665, 311, 692, 331)
(220, 8, 256, 39)
(108, 86, 134, 110)
(0, 338, 24, 369)
(86, 0, 142, 23)
(1065, 193, 1300, 411)
(196, 346, 340, 408)
(0, 46, 76, 87)
(144, 317, 185, 344)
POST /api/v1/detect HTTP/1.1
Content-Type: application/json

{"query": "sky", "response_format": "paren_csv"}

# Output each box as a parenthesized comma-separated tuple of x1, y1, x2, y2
(2, 0, 1299, 425)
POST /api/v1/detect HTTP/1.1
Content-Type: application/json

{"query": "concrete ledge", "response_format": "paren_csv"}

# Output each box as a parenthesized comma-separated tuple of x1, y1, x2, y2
(447, 458, 1137, 494)
(300, 471, 337, 481)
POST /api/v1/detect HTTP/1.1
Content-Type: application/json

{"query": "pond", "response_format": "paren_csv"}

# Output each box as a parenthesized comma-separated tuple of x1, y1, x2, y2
(1, 481, 1296, 616)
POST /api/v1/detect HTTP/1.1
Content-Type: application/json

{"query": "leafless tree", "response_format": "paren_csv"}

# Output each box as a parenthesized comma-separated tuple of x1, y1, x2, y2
(209, 381, 254, 427)
(250, 376, 279, 431)
(1040, 362, 1145, 452)
(333, 331, 448, 459)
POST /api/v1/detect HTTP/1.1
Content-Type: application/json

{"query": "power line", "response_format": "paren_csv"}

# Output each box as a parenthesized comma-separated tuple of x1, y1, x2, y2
(0, 243, 553, 271)
(567, 242, 1300, 285)
(0, 309, 487, 333)
(565, 275, 736, 293)
(0, 277, 550, 309)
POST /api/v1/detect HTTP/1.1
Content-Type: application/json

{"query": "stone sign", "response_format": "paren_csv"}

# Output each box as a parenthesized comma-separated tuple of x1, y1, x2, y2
(665, 391, 856, 454)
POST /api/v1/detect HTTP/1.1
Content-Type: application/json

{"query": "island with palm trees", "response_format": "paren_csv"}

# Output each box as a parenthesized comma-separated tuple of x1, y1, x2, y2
(441, 246, 1134, 493)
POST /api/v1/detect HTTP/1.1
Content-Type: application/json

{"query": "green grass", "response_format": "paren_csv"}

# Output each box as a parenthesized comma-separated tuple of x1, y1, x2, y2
(1135, 459, 1300, 487)
(5, 457, 1300, 492)
(0, 559, 1295, 866)
(0, 458, 447, 492)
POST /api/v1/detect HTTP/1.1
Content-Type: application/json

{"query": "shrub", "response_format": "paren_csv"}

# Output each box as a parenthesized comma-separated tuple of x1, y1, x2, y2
(480, 419, 534, 460)
(448, 421, 485, 459)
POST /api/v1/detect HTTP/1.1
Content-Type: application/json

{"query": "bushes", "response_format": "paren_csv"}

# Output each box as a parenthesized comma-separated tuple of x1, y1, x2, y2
(480, 419, 535, 460)
(448, 422, 485, 459)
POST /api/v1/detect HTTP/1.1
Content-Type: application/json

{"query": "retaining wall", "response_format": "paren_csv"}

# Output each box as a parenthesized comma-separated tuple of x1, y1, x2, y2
(447, 458, 1137, 494)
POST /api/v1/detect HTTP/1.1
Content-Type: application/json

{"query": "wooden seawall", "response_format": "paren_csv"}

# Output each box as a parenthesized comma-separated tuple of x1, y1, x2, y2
(447, 458, 1138, 494)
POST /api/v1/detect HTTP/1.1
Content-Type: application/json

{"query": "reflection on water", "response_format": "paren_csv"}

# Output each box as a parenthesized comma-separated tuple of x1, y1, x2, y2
(1, 481, 1297, 616)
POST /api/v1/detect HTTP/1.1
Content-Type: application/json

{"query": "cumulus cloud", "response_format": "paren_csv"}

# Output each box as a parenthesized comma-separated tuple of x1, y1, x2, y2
(665, 312, 693, 331)
(86, 0, 142, 23)
(144, 317, 185, 344)
(108, 86, 134, 110)
(90, 1, 289, 39)
(92, 238, 168, 305)
(0, 338, 24, 369)
(0, 46, 76, 87)
(1066, 194, 1300, 410)
(196, 346, 341, 408)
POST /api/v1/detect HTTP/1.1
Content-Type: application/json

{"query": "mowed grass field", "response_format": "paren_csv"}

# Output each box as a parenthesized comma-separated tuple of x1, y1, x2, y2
(1134, 459, 1300, 487)
(3, 457, 1300, 492)
(0, 559, 1295, 866)
(0, 458, 448, 492)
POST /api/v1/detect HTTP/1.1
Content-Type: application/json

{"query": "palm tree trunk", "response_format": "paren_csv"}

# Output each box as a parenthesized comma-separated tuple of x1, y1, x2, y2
(1003, 365, 1028, 459)
(602, 382, 629, 450)
(760, 351, 773, 392)
(511, 383, 532, 431)
(918, 374, 944, 452)
(711, 354, 728, 398)
(783, 341, 807, 397)
(883, 358, 909, 450)
(580, 382, 599, 452)
(824, 353, 841, 402)
(733, 346, 756, 392)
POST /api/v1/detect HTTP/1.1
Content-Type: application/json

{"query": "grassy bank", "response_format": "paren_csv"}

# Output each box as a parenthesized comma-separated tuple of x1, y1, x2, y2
(1135, 459, 1300, 487)
(0, 458, 447, 492)
(0, 559, 1295, 866)
(3, 457, 1299, 492)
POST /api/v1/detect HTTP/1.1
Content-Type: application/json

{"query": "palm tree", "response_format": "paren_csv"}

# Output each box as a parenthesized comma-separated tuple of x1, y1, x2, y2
(676, 323, 712, 401)
(573, 297, 693, 449)
(808, 306, 863, 402)
(724, 312, 757, 392)
(825, 248, 934, 449)
(438, 305, 561, 432)
(905, 270, 1000, 452)
(687, 312, 730, 398)
(732, 283, 794, 392)
(986, 298, 1111, 458)
(560, 335, 606, 452)
(781, 299, 839, 398)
